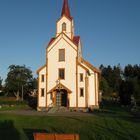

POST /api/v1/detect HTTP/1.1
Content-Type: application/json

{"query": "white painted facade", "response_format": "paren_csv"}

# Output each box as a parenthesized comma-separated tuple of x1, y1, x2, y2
(37, 0, 100, 111)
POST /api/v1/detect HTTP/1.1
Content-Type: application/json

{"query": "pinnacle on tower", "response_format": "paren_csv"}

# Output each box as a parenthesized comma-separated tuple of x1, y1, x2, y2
(61, 0, 72, 19)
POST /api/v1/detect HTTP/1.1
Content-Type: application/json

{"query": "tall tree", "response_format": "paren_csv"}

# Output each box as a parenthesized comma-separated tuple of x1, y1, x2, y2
(5, 65, 33, 100)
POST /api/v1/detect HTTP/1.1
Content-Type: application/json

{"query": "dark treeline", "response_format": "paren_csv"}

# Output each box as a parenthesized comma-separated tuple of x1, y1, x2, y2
(100, 64, 140, 106)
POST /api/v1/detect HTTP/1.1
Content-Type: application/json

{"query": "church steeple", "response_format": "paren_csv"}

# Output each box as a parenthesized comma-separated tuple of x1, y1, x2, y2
(56, 0, 74, 39)
(61, 0, 72, 19)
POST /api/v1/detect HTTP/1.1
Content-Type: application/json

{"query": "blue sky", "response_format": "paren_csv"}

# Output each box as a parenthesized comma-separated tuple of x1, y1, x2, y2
(0, 0, 140, 81)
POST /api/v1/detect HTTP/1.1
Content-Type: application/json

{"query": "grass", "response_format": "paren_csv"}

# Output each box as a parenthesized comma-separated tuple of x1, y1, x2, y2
(0, 101, 140, 140)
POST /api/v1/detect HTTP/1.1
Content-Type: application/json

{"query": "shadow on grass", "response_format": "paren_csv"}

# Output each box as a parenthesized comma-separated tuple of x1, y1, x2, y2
(0, 120, 20, 140)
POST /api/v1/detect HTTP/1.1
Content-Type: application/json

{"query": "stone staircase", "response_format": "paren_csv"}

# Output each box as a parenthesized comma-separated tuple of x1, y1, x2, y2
(47, 107, 69, 114)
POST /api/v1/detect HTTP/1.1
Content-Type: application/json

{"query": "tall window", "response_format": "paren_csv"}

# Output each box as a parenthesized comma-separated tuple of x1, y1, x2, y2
(62, 22, 66, 31)
(41, 74, 44, 82)
(59, 49, 65, 62)
(80, 88, 84, 97)
(59, 68, 65, 80)
(41, 88, 45, 97)
(80, 73, 83, 82)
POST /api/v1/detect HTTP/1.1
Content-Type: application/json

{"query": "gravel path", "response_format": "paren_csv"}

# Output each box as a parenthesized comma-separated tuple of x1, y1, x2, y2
(0, 110, 94, 117)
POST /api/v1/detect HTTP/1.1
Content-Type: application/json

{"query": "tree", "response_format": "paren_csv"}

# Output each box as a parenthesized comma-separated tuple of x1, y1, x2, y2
(0, 77, 2, 90)
(99, 64, 122, 96)
(29, 78, 38, 90)
(5, 65, 33, 100)
(120, 64, 140, 105)
(119, 80, 133, 105)
(100, 78, 110, 96)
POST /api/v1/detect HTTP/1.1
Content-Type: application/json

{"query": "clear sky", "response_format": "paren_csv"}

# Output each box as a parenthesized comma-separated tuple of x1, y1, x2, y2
(0, 0, 140, 81)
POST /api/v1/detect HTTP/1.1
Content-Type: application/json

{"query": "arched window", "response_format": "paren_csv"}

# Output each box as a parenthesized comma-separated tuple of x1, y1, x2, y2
(62, 22, 66, 31)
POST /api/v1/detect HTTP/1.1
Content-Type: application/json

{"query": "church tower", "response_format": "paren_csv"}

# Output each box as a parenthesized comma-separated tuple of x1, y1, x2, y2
(56, 0, 74, 39)
(37, 0, 100, 112)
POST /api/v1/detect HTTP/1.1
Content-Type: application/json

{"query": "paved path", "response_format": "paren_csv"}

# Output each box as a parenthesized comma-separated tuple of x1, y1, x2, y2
(0, 110, 94, 117)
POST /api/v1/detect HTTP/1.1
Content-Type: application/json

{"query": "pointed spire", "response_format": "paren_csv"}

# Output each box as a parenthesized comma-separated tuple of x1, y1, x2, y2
(61, 0, 72, 19)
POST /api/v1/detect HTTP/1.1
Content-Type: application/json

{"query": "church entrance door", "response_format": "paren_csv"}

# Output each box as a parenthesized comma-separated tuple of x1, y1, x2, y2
(56, 90, 67, 107)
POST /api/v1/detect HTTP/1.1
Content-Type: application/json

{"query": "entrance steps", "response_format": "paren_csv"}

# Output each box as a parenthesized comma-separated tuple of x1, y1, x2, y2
(47, 107, 69, 114)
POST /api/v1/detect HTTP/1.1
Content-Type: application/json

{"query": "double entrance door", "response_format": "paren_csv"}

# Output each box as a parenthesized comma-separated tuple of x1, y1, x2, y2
(56, 90, 67, 107)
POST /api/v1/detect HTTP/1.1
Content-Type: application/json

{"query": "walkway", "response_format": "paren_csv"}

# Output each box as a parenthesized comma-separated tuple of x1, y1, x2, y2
(0, 110, 94, 117)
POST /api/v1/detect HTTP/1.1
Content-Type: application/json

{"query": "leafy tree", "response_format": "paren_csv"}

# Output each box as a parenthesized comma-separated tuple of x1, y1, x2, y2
(5, 65, 33, 100)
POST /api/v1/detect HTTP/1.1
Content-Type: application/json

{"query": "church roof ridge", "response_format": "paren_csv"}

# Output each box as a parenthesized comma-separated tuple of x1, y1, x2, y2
(47, 34, 80, 48)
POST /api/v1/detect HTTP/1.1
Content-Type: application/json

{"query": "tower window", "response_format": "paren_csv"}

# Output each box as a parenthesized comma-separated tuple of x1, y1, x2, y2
(62, 22, 66, 31)
(80, 88, 84, 97)
(59, 68, 65, 80)
(59, 49, 65, 61)
(41, 88, 45, 97)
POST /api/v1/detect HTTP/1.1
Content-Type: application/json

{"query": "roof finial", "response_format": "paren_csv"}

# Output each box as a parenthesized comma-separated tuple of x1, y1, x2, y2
(61, 0, 72, 19)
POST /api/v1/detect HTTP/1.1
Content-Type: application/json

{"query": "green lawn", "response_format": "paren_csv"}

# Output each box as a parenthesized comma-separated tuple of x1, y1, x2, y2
(0, 103, 140, 140)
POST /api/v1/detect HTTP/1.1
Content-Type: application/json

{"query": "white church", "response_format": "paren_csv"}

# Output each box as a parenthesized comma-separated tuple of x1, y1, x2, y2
(37, 0, 100, 111)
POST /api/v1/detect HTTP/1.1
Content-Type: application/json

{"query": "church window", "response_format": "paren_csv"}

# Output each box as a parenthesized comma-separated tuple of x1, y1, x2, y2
(59, 68, 65, 80)
(80, 73, 83, 82)
(80, 88, 84, 97)
(41, 88, 45, 97)
(62, 22, 66, 31)
(41, 74, 44, 82)
(59, 49, 65, 61)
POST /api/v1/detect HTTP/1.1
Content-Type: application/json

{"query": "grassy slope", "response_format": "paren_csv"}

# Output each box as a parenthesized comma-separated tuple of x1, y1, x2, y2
(0, 99, 140, 140)
(0, 108, 140, 140)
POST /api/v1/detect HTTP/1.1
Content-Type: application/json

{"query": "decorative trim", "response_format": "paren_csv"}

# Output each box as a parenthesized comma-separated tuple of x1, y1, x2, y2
(48, 83, 72, 93)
